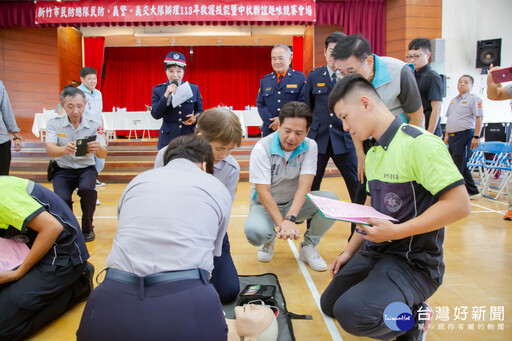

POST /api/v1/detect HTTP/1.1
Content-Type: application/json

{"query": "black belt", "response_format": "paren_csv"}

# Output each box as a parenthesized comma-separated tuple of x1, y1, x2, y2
(448, 129, 472, 136)
(105, 268, 205, 287)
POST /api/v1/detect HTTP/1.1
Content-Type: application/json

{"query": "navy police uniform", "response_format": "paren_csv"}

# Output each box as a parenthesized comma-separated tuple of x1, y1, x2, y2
(0, 176, 93, 341)
(151, 52, 203, 150)
(305, 66, 358, 201)
(256, 68, 306, 136)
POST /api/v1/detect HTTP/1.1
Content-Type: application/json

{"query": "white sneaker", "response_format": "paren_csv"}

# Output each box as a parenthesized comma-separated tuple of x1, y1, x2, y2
(299, 243, 327, 271)
(257, 236, 276, 262)
(96, 199, 101, 205)
(96, 180, 106, 187)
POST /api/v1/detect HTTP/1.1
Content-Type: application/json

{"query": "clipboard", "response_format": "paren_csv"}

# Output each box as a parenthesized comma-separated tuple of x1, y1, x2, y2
(75, 135, 96, 156)
(306, 193, 398, 226)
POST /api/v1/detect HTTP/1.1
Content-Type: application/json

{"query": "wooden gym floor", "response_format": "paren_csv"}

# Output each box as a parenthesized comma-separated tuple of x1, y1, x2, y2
(27, 177, 511, 341)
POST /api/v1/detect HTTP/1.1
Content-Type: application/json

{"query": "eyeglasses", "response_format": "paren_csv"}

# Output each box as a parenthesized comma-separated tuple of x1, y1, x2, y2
(405, 53, 424, 61)
(338, 55, 368, 77)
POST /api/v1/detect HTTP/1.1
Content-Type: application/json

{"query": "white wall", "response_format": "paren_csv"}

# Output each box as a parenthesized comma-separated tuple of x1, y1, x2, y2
(441, 0, 512, 123)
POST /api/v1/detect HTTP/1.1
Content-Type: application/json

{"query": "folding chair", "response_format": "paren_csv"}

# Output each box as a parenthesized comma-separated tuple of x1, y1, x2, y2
(468, 142, 485, 185)
(479, 142, 509, 200)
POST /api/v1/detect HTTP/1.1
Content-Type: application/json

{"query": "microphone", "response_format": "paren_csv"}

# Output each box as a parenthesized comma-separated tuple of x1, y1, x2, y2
(166, 80, 179, 107)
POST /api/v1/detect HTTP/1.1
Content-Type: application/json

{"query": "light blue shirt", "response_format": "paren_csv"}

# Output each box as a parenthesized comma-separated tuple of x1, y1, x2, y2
(107, 158, 232, 276)
(78, 83, 103, 124)
(154, 146, 240, 202)
(0, 81, 20, 144)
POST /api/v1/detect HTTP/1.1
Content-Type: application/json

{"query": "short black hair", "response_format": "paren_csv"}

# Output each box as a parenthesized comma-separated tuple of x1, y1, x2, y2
(60, 85, 86, 102)
(331, 34, 372, 62)
(278, 101, 312, 129)
(460, 74, 474, 85)
(163, 135, 214, 174)
(328, 74, 381, 112)
(408, 38, 431, 52)
(325, 32, 346, 49)
(80, 67, 97, 78)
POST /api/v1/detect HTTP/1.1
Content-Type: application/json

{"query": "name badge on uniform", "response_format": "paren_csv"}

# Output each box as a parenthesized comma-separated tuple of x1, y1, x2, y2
(450, 102, 455, 105)
(287, 84, 298, 89)
(317, 83, 325, 87)
(57, 133, 66, 137)
(462, 101, 468, 104)
(265, 87, 272, 91)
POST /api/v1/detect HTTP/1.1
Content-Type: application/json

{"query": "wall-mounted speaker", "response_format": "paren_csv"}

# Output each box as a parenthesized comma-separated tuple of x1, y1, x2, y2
(476, 38, 501, 68)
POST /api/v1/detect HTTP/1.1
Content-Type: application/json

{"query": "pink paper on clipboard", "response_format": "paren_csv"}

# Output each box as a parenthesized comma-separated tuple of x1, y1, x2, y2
(0, 237, 30, 271)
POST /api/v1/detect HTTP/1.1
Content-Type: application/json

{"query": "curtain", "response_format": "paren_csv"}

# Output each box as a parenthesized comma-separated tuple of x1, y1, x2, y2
(189, 46, 272, 110)
(317, 0, 385, 56)
(292, 36, 304, 72)
(84, 37, 106, 89)
(101, 45, 272, 112)
(0, 2, 35, 28)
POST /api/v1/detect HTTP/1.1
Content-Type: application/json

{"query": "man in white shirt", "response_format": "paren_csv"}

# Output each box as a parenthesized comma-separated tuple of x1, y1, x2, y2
(244, 101, 338, 271)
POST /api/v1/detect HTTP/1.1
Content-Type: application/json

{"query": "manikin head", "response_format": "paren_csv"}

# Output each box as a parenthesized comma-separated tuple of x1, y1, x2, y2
(227, 305, 278, 341)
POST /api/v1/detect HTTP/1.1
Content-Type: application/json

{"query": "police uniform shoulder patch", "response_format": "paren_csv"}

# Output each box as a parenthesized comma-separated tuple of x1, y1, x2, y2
(401, 124, 423, 138)
(97, 126, 104, 135)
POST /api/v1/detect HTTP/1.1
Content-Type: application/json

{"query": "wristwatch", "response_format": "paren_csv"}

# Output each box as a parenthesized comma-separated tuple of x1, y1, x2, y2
(12, 136, 21, 140)
(284, 214, 297, 223)
(473, 136, 479, 139)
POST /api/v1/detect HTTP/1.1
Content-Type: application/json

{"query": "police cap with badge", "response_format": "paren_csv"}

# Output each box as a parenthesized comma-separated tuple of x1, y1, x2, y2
(164, 51, 187, 68)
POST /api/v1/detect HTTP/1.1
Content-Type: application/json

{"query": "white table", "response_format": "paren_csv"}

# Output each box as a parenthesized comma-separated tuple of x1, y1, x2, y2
(32, 112, 60, 140)
(232, 109, 263, 138)
(32, 111, 162, 141)
(102, 111, 162, 140)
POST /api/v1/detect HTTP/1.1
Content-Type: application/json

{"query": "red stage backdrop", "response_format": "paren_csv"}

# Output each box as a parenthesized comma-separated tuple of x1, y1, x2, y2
(100, 45, 273, 112)
(35, 0, 315, 25)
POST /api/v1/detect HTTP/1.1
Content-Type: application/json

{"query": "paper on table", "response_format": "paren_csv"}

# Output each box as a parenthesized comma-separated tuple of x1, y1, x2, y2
(306, 193, 398, 225)
(172, 82, 194, 108)
(0, 237, 30, 271)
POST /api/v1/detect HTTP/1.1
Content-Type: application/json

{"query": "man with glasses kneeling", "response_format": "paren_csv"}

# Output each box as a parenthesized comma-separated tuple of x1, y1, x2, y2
(77, 135, 232, 341)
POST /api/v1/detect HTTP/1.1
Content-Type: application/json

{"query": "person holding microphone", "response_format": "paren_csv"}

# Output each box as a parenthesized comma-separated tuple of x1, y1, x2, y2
(151, 51, 203, 150)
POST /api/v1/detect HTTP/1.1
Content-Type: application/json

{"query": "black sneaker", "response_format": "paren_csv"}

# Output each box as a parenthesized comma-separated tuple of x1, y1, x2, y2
(83, 230, 95, 242)
(74, 262, 95, 304)
(395, 302, 433, 341)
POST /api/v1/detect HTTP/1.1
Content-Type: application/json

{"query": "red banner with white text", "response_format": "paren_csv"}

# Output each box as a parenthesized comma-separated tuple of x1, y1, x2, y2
(35, 0, 316, 25)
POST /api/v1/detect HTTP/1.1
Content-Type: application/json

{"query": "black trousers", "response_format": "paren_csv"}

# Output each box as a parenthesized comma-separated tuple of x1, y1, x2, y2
(311, 139, 359, 202)
(53, 165, 98, 233)
(210, 233, 240, 303)
(77, 274, 227, 341)
(0, 140, 11, 175)
(320, 253, 439, 340)
(448, 129, 479, 195)
(0, 261, 90, 341)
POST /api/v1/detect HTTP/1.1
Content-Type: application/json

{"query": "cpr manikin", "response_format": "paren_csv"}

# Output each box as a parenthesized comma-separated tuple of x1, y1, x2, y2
(226, 304, 278, 341)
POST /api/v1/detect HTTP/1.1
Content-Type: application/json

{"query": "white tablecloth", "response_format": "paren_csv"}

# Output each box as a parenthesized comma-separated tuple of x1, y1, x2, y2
(232, 109, 262, 138)
(32, 111, 163, 141)
(32, 110, 262, 140)
(32, 113, 60, 139)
